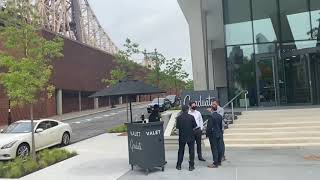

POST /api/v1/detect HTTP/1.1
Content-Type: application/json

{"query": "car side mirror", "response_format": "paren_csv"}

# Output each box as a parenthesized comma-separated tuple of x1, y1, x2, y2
(36, 128, 44, 133)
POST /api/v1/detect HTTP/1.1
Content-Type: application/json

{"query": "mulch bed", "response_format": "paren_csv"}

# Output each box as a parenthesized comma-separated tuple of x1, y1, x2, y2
(304, 155, 320, 161)
(118, 132, 128, 136)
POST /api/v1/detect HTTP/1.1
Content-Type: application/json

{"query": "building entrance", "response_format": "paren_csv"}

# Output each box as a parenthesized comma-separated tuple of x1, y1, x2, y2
(255, 54, 278, 106)
(254, 47, 320, 106)
(310, 53, 320, 104)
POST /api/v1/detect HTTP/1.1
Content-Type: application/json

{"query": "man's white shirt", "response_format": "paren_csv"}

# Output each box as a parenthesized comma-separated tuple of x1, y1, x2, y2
(188, 110, 204, 130)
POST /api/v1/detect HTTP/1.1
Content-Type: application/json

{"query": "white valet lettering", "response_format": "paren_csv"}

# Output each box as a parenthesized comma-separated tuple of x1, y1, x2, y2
(146, 130, 161, 136)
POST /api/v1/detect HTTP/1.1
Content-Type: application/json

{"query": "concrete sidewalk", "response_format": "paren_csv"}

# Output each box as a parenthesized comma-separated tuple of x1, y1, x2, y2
(120, 148, 320, 180)
(19, 133, 129, 180)
(4, 132, 320, 180)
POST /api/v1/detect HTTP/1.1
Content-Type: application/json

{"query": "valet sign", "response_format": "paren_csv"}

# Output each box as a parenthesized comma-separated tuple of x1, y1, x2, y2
(181, 90, 218, 114)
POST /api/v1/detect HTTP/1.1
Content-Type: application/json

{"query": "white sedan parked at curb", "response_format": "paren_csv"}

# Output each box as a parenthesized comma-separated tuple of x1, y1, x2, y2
(0, 119, 72, 160)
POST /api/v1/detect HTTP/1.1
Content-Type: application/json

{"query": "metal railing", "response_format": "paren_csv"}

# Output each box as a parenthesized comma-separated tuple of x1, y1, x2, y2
(223, 89, 249, 122)
(200, 89, 248, 132)
(171, 90, 249, 135)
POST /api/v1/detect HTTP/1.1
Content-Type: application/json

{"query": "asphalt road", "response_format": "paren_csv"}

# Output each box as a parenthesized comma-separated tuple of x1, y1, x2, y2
(64, 104, 148, 143)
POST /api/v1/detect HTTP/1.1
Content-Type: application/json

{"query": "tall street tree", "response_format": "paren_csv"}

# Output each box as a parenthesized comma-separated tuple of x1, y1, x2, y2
(164, 58, 189, 94)
(0, 1, 63, 160)
(102, 38, 140, 86)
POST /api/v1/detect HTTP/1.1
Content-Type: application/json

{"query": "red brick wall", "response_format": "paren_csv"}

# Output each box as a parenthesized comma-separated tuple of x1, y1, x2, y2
(0, 91, 56, 126)
(0, 30, 153, 126)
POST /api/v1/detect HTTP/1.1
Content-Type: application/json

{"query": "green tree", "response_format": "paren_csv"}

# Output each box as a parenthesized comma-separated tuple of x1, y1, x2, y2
(103, 38, 140, 86)
(184, 79, 194, 91)
(0, 2, 63, 160)
(144, 49, 166, 87)
(102, 69, 126, 86)
(164, 58, 189, 94)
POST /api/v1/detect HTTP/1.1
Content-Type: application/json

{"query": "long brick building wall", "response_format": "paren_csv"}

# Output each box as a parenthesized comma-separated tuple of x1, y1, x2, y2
(0, 30, 152, 126)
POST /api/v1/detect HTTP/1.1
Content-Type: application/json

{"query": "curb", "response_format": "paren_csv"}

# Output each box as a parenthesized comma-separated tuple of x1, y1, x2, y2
(52, 102, 149, 121)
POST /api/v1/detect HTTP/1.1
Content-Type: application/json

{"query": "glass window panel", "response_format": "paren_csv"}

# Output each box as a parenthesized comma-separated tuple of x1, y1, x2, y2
(224, 0, 253, 45)
(255, 43, 277, 54)
(227, 45, 257, 106)
(279, 0, 311, 41)
(252, 0, 279, 43)
(310, 0, 320, 40)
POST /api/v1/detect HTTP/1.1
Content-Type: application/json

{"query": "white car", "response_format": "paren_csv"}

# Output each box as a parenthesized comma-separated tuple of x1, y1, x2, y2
(0, 119, 72, 160)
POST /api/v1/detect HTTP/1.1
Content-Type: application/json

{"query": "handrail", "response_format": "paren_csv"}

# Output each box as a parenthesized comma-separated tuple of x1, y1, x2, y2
(223, 89, 248, 109)
(171, 89, 249, 136)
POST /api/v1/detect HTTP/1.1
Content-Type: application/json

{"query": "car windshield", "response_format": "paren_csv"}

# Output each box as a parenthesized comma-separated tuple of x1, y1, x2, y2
(152, 98, 164, 104)
(2, 122, 37, 133)
(166, 95, 175, 100)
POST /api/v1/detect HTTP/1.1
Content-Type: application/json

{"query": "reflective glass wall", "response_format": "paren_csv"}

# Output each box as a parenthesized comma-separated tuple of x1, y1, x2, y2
(223, 0, 320, 106)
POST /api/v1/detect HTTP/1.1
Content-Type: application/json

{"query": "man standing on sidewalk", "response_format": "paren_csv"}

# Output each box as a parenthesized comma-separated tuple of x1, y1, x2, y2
(206, 106, 224, 168)
(176, 105, 197, 171)
(188, 102, 206, 161)
(212, 100, 226, 161)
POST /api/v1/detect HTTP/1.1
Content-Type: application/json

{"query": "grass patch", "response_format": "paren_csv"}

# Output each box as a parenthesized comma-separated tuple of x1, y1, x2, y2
(0, 148, 77, 178)
(109, 124, 127, 133)
(169, 106, 181, 111)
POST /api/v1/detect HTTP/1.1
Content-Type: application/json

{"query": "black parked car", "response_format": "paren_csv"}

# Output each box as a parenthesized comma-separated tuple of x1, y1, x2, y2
(147, 98, 171, 113)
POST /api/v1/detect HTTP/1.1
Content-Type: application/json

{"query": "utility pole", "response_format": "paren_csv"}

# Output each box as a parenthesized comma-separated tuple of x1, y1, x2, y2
(154, 48, 160, 88)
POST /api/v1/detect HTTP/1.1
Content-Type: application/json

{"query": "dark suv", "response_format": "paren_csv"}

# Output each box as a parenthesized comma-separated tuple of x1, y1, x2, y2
(147, 98, 171, 113)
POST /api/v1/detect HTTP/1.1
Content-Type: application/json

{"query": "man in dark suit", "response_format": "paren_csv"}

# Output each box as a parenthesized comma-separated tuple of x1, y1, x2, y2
(176, 105, 197, 171)
(206, 105, 224, 168)
(148, 104, 161, 122)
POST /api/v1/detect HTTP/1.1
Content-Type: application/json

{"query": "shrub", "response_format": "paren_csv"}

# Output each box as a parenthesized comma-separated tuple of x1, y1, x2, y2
(169, 106, 181, 111)
(0, 148, 77, 178)
(0, 161, 5, 177)
(38, 149, 56, 166)
(6, 165, 23, 178)
(23, 157, 39, 174)
(5, 158, 24, 178)
(109, 124, 127, 133)
(51, 149, 68, 162)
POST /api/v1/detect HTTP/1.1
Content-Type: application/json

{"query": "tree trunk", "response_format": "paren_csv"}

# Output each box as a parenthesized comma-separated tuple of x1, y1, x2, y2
(175, 79, 178, 95)
(30, 104, 36, 161)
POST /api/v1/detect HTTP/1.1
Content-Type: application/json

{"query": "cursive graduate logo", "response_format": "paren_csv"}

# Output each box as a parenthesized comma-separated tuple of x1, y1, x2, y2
(129, 139, 142, 152)
(183, 94, 215, 107)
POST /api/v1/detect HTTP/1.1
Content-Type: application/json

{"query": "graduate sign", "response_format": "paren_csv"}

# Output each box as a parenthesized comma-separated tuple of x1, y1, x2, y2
(181, 90, 218, 114)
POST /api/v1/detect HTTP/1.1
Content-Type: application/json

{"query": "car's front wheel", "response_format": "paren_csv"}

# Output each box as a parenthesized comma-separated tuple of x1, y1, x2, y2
(61, 132, 70, 146)
(16, 143, 30, 158)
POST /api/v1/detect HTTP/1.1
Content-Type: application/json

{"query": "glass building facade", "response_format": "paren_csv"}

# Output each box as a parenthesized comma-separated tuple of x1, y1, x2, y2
(223, 0, 320, 106)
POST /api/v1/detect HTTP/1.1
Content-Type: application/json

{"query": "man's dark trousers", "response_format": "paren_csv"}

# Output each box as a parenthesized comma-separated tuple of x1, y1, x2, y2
(208, 135, 223, 165)
(194, 129, 203, 158)
(177, 140, 195, 167)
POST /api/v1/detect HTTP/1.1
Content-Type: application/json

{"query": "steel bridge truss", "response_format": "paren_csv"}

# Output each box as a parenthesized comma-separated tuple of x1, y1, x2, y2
(2, 0, 119, 54)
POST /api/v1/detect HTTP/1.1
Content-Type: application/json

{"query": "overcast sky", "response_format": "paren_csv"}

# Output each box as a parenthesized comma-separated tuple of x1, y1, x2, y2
(89, 0, 193, 79)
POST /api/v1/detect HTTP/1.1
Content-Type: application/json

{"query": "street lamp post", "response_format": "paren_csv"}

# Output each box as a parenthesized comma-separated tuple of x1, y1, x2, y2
(154, 48, 160, 88)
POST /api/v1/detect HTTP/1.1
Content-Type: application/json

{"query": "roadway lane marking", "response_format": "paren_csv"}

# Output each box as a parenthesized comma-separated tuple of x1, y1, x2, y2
(110, 113, 118, 115)
(85, 118, 92, 122)
(73, 121, 81, 124)
(94, 116, 103, 119)
(103, 115, 110, 117)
